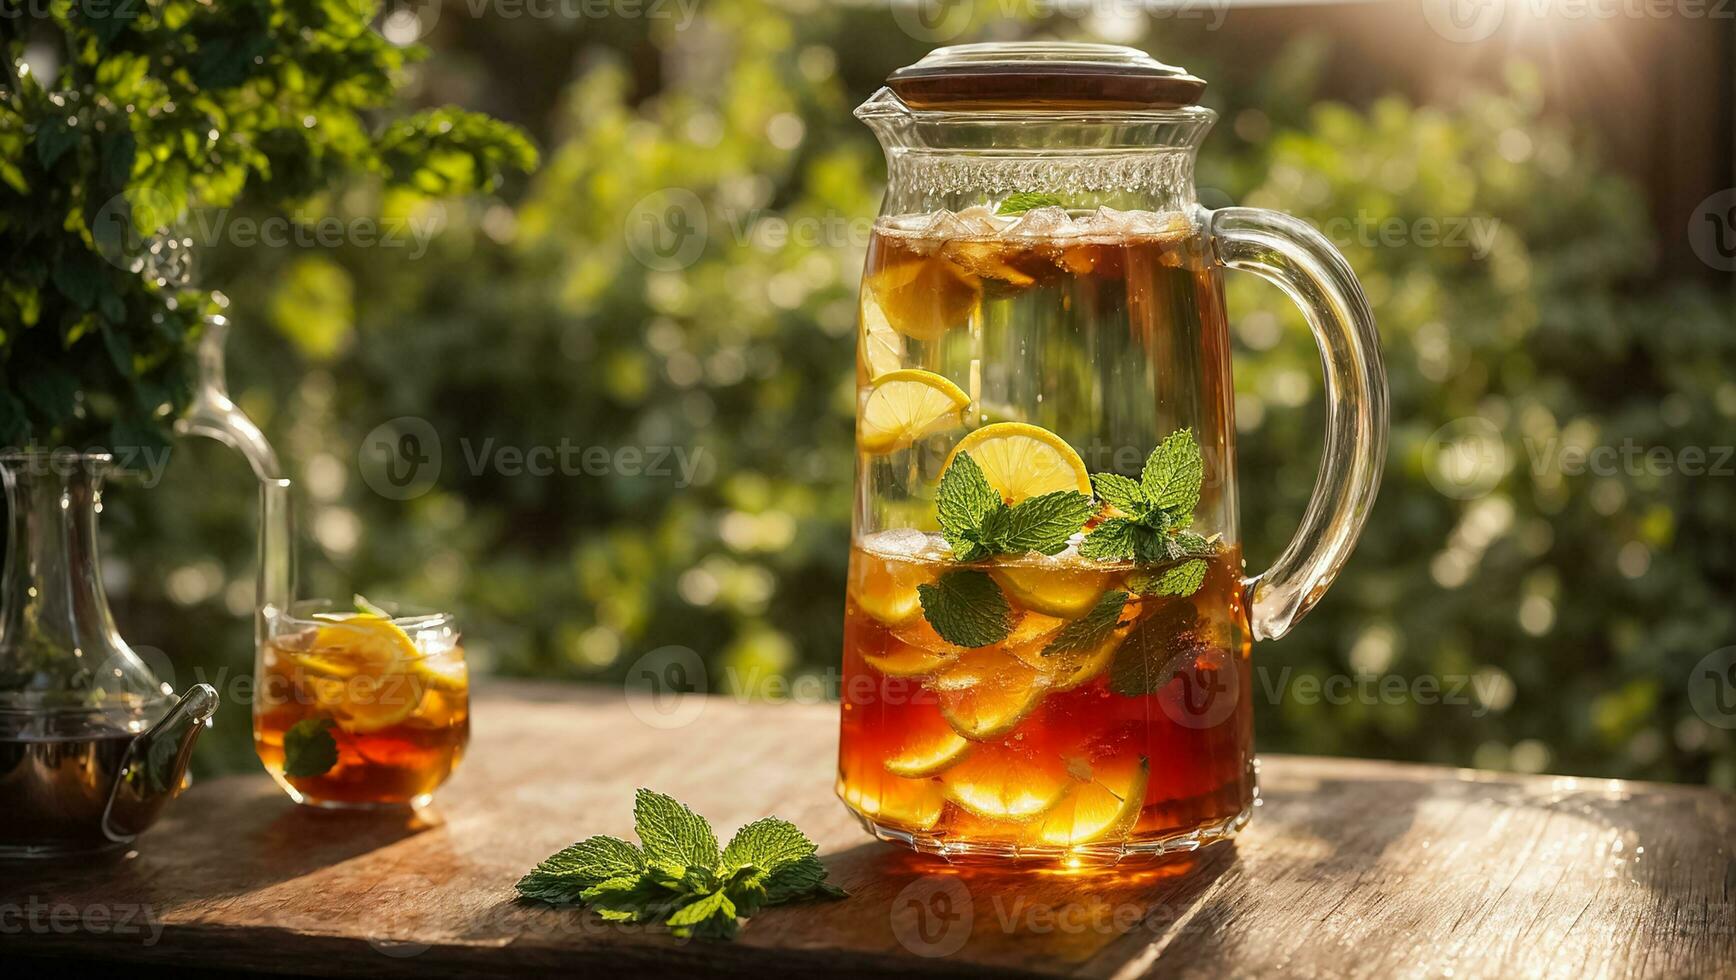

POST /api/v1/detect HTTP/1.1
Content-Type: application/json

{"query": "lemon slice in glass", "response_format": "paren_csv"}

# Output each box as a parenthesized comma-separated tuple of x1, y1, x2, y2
(844, 774, 946, 831)
(883, 710, 973, 778)
(858, 369, 970, 454)
(941, 746, 1072, 822)
(306, 615, 426, 733)
(1036, 756, 1149, 847)
(933, 648, 1049, 740)
(991, 564, 1111, 619)
(945, 422, 1091, 504)
(859, 291, 906, 379)
(862, 638, 954, 678)
(849, 551, 927, 626)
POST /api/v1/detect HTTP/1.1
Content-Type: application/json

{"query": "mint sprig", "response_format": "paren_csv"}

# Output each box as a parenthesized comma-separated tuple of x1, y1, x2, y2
(997, 191, 1065, 215)
(1081, 429, 1213, 587)
(935, 451, 1094, 561)
(517, 790, 846, 941)
(282, 717, 338, 778)
(917, 568, 1014, 648)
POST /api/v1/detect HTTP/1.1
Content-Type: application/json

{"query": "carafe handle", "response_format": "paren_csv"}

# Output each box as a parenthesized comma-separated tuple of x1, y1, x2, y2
(1208, 207, 1389, 641)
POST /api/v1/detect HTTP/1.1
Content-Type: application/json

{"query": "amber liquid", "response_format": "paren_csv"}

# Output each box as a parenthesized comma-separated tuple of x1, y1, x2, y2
(842, 213, 1251, 859)
(253, 638, 469, 808)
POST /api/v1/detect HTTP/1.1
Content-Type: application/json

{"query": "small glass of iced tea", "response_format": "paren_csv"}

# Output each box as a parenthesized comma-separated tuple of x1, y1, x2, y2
(254, 600, 468, 809)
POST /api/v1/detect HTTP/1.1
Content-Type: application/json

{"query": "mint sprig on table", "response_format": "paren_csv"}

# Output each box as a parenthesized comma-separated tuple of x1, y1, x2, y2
(516, 790, 846, 941)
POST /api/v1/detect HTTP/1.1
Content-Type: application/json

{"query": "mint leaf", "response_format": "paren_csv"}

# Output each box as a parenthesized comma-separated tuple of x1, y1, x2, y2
(1173, 531, 1214, 557)
(1108, 602, 1205, 696)
(1042, 591, 1130, 657)
(635, 789, 721, 870)
(667, 890, 739, 940)
(982, 490, 1095, 556)
(997, 191, 1064, 215)
(1129, 559, 1207, 597)
(720, 817, 815, 875)
(517, 836, 646, 903)
(918, 568, 1013, 647)
(1080, 518, 1139, 560)
(936, 452, 1003, 558)
(353, 593, 391, 618)
(517, 791, 845, 941)
(1133, 524, 1183, 564)
(282, 717, 338, 778)
(1090, 472, 1147, 516)
(1141, 428, 1204, 517)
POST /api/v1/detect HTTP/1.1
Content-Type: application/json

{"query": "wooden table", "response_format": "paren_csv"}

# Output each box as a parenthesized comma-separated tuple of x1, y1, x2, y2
(5, 683, 1733, 978)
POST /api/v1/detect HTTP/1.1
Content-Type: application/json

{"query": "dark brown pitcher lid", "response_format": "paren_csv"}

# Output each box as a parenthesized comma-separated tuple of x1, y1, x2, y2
(886, 42, 1206, 111)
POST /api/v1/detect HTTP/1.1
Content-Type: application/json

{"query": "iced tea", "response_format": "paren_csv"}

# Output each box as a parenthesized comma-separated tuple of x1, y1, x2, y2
(841, 205, 1253, 860)
(254, 606, 468, 808)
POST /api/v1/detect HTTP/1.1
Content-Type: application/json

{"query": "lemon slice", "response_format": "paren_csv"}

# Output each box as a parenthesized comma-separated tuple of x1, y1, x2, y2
(941, 747, 1072, 822)
(992, 564, 1112, 619)
(412, 654, 468, 693)
(859, 291, 905, 379)
(934, 648, 1049, 740)
(858, 369, 970, 455)
(862, 638, 954, 678)
(1036, 756, 1149, 847)
(849, 551, 926, 626)
(1049, 645, 1116, 692)
(844, 774, 946, 831)
(867, 254, 980, 342)
(305, 615, 426, 733)
(945, 422, 1091, 504)
(884, 712, 973, 777)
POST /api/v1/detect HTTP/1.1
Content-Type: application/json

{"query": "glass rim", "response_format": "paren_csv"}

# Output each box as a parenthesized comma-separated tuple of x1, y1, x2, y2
(278, 598, 458, 635)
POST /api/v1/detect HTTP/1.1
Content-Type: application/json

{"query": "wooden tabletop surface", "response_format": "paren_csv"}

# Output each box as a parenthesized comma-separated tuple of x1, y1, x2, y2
(5, 682, 1733, 978)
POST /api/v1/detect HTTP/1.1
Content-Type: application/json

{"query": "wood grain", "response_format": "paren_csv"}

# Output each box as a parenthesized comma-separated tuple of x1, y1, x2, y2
(3, 682, 1732, 978)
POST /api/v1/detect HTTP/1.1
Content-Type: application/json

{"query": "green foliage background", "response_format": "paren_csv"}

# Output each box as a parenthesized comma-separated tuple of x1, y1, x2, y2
(68, 3, 1735, 787)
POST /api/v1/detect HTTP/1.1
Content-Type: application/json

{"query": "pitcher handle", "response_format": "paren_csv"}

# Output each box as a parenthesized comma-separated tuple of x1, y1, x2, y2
(1207, 207, 1389, 641)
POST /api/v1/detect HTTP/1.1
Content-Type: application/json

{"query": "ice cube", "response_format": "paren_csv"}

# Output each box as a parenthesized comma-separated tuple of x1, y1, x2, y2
(864, 527, 934, 558)
(1072, 206, 1131, 240)
(913, 209, 970, 249)
(951, 205, 1010, 238)
(1003, 205, 1076, 240)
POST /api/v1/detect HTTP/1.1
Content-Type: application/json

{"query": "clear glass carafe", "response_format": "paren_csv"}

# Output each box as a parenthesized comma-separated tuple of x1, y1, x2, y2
(837, 44, 1387, 863)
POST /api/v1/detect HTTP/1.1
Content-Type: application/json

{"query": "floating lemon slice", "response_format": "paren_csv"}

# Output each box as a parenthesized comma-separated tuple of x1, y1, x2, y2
(844, 774, 946, 831)
(859, 291, 906, 380)
(1036, 756, 1149, 847)
(862, 638, 954, 678)
(933, 648, 1049, 740)
(849, 551, 926, 626)
(858, 369, 970, 455)
(945, 422, 1091, 504)
(867, 255, 980, 342)
(991, 564, 1112, 619)
(304, 615, 426, 733)
(1048, 645, 1116, 692)
(412, 654, 468, 693)
(941, 747, 1072, 822)
(884, 711, 973, 778)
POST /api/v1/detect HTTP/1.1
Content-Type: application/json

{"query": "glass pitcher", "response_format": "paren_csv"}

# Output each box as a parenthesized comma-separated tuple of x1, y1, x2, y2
(837, 43, 1387, 863)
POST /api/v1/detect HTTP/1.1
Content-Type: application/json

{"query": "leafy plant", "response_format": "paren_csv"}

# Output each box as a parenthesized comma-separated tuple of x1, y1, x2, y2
(0, 0, 536, 452)
(517, 789, 846, 940)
